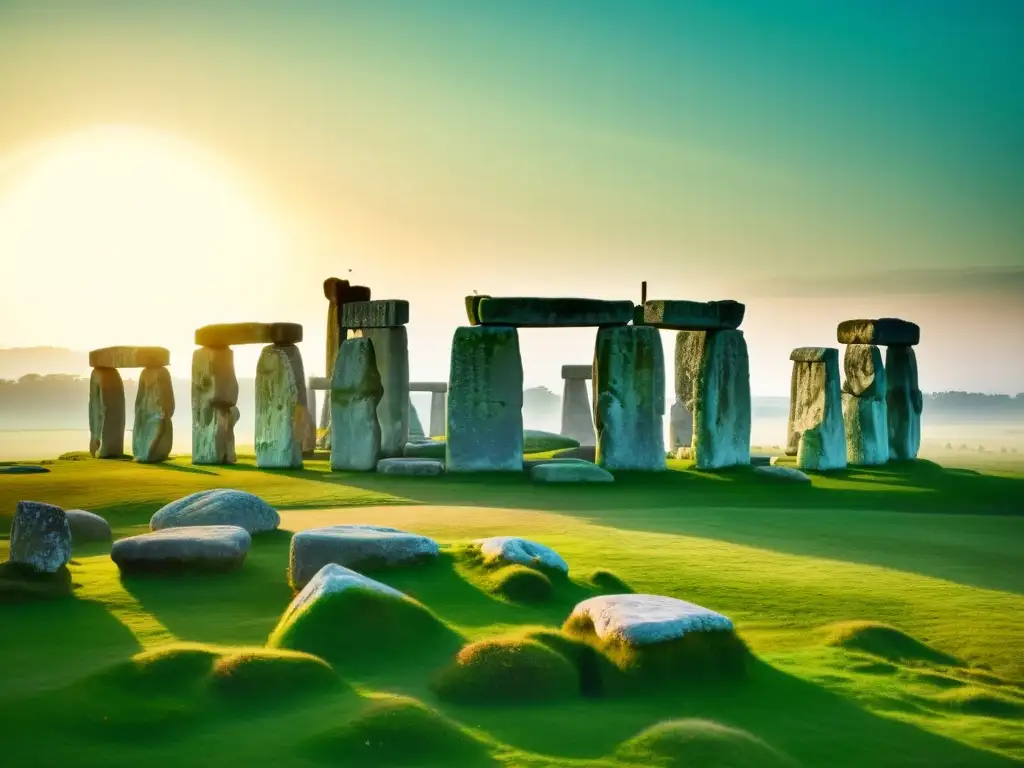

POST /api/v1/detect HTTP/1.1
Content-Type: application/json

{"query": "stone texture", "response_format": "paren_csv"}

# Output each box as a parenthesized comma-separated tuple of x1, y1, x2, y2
(530, 462, 615, 483)
(341, 299, 410, 328)
(376, 457, 444, 476)
(88, 367, 125, 458)
(561, 377, 595, 447)
(276, 563, 409, 629)
(351, 327, 410, 459)
(151, 488, 280, 534)
(787, 348, 847, 471)
(568, 594, 734, 646)
(255, 344, 308, 469)
(753, 465, 812, 483)
(842, 344, 889, 466)
(65, 509, 112, 542)
(324, 280, 372, 402)
(446, 326, 524, 472)
(669, 400, 693, 451)
(409, 381, 448, 393)
(88, 346, 170, 369)
(331, 337, 383, 471)
(9, 501, 72, 573)
(790, 347, 835, 363)
(838, 318, 920, 347)
(592, 326, 665, 471)
(687, 331, 751, 470)
(476, 297, 634, 327)
(886, 345, 922, 461)
(641, 300, 745, 331)
(464, 294, 488, 325)
(428, 391, 446, 438)
(288, 524, 439, 589)
(111, 525, 250, 574)
(132, 366, 174, 463)
(670, 331, 704, 451)
(409, 400, 426, 439)
(561, 364, 593, 380)
(194, 322, 302, 347)
(308, 376, 331, 390)
(477, 536, 569, 574)
(191, 346, 240, 465)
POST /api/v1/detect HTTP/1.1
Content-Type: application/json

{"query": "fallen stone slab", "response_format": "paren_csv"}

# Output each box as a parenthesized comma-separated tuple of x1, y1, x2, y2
(9, 501, 72, 573)
(753, 465, 811, 483)
(0, 465, 50, 475)
(409, 381, 448, 393)
(561, 364, 592, 380)
(289, 524, 440, 588)
(150, 489, 280, 534)
(89, 346, 170, 369)
(111, 525, 251, 575)
(331, 337, 383, 471)
(476, 536, 569, 574)
(522, 457, 592, 469)
(531, 462, 614, 483)
(341, 300, 410, 328)
(641, 300, 745, 331)
(194, 322, 303, 348)
(65, 509, 112, 542)
(475, 297, 634, 327)
(376, 458, 444, 476)
(837, 318, 920, 347)
(567, 594, 734, 646)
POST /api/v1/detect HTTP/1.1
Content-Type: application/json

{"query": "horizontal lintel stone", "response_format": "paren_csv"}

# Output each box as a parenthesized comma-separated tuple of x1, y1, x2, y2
(323, 277, 371, 304)
(194, 322, 302, 347)
(475, 297, 633, 327)
(837, 318, 919, 347)
(409, 381, 448, 393)
(89, 346, 170, 369)
(307, 376, 332, 390)
(341, 300, 410, 328)
(640, 300, 745, 331)
(561, 364, 593, 380)
(790, 346, 839, 364)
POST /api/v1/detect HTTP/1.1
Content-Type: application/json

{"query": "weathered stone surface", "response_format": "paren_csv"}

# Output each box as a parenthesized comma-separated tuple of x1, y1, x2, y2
(477, 536, 569, 574)
(641, 300, 745, 331)
(88, 346, 170, 369)
(323, 278, 372, 304)
(65, 509, 112, 542)
(670, 331, 704, 451)
(476, 297, 634, 328)
(561, 364, 592, 380)
(688, 331, 751, 470)
(195, 322, 302, 348)
(88, 367, 125, 458)
(790, 347, 835, 363)
(351, 327, 409, 459)
(111, 525, 250, 574)
(593, 326, 665, 471)
(331, 337, 383, 471)
(428, 391, 445, 438)
(886, 345, 922, 461)
(409, 381, 447, 393)
(191, 346, 239, 465)
(568, 594, 733, 646)
(786, 348, 846, 471)
(132, 366, 174, 463)
(669, 400, 693, 451)
(446, 326, 524, 472)
(255, 344, 308, 469)
(288, 524, 439, 589)
(9, 501, 72, 573)
(754, 465, 811, 483)
(837, 318, 920, 347)
(531, 462, 614, 483)
(301, 407, 317, 455)
(151, 488, 280, 534)
(308, 376, 331, 390)
(325, 280, 372, 398)
(277, 563, 409, 629)
(376, 457, 444, 476)
(341, 300, 410, 328)
(842, 344, 884, 399)
(842, 344, 889, 466)
(561, 377, 595, 447)
(409, 400, 426, 439)
(464, 294, 488, 325)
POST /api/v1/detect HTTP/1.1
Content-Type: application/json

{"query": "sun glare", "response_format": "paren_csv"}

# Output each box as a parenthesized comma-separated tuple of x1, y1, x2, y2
(0, 125, 291, 365)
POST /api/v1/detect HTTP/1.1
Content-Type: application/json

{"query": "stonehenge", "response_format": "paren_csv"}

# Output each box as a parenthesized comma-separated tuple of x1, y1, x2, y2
(560, 364, 595, 447)
(410, 381, 447, 438)
(786, 347, 847, 471)
(88, 346, 173, 462)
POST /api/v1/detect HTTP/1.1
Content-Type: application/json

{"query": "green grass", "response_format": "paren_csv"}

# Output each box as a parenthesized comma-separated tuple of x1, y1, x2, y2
(0, 452, 1022, 766)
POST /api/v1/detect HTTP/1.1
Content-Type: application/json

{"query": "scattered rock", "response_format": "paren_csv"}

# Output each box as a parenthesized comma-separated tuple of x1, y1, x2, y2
(88, 346, 170, 369)
(837, 318, 920, 347)
(255, 343, 308, 469)
(754, 465, 811, 483)
(474, 297, 634, 327)
(331, 337, 384, 471)
(65, 509, 112, 542)
(341, 299, 410, 328)
(376, 458, 444, 476)
(351, 327, 409, 459)
(9, 501, 72, 573)
(132, 366, 175, 463)
(476, 536, 569, 574)
(88, 367, 125, 458)
(566, 594, 733, 646)
(194, 322, 303, 347)
(0, 465, 50, 475)
(641, 299, 745, 331)
(531, 462, 614, 483)
(150, 489, 280, 534)
(289, 524, 439, 588)
(111, 525, 251, 575)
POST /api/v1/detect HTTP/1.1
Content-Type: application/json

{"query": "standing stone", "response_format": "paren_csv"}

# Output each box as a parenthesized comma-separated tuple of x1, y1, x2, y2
(9, 501, 72, 573)
(886, 345, 922, 461)
(133, 366, 175, 463)
(670, 331, 704, 452)
(331, 337, 383, 471)
(446, 326, 524, 472)
(191, 346, 239, 465)
(593, 326, 665, 471)
(88, 368, 125, 458)
(687, 330, 751, 470)
(561, 377, 595, 447)
(787, 348, 846, 471)
(409, 399, 426, 440)
(351, 327, 409, 459)
(324, 278, 372, 397)
(842, 344, 889, 466)
(255, 344, 308, 469)
(429, 391, 446, 438)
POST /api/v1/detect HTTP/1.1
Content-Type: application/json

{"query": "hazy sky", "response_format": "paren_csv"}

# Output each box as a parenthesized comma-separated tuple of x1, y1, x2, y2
(1, 1, 1021, 395)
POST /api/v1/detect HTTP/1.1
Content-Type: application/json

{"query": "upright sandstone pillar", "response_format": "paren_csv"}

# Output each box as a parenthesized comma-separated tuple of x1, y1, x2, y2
(191, 346, 239, 465)
(133, 366, 175, 463)
(429, 391, 446, 438)
(89, 368, 125, 458)
(409, 398, 426, 440)
(331, 337, 383, 471)
(886, 345, 922, 461)
(446, 326, 524, 472)
(353, 327, 409, 458)
(684, 330, 751, 469)
(593, 326, 665, 471)
(255, 343, 308, 469)
(842, 344, 889, 466)
(560, 364, 594, 447)
(670, 331, 703, 453)
(787, 347, 846, 471)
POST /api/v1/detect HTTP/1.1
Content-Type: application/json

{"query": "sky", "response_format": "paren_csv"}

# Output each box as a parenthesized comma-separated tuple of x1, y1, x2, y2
(0, 0, 1022, 395)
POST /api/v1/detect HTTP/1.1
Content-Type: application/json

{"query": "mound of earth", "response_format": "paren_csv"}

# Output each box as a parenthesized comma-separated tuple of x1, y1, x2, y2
(824, 621, 962, 667)
(616, 719, 795, 767)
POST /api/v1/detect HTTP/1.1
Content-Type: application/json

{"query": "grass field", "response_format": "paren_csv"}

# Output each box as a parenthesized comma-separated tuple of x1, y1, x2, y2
(0, 452, 1022, 767)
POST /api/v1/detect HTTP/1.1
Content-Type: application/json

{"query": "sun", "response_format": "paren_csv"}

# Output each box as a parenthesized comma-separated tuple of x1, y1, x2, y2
(0, 124, 292, 365)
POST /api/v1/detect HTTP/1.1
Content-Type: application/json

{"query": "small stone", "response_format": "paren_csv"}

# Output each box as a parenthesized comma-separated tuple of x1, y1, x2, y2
(837, 318, 920, 347)
(288, 524, 439, 588)
(567, 594, 734, 646)
(9, 501, 72, 573)
(376, 458, 444, 476)
(476, 536, 569, 573)
(194, 322, 303, 347)
(276, 563, 410, 628)
(65, 509, 112, 542)
(88, 346, 170, 369)
(641, 300, 745, 331)
(341, 300, 410, 328)
(561, 364, 592, 380)
(150, 489, 280, 534)
(754, 465, 811, 483)
(88, 367, 125, 458)
(531, 462, 614, 483)
(476, 297, 634, 328)
(133, 367, 175, 463)
(255, 343, 309, 469)
(111, 525, 251, 575)
(331, 337, 384, 471)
